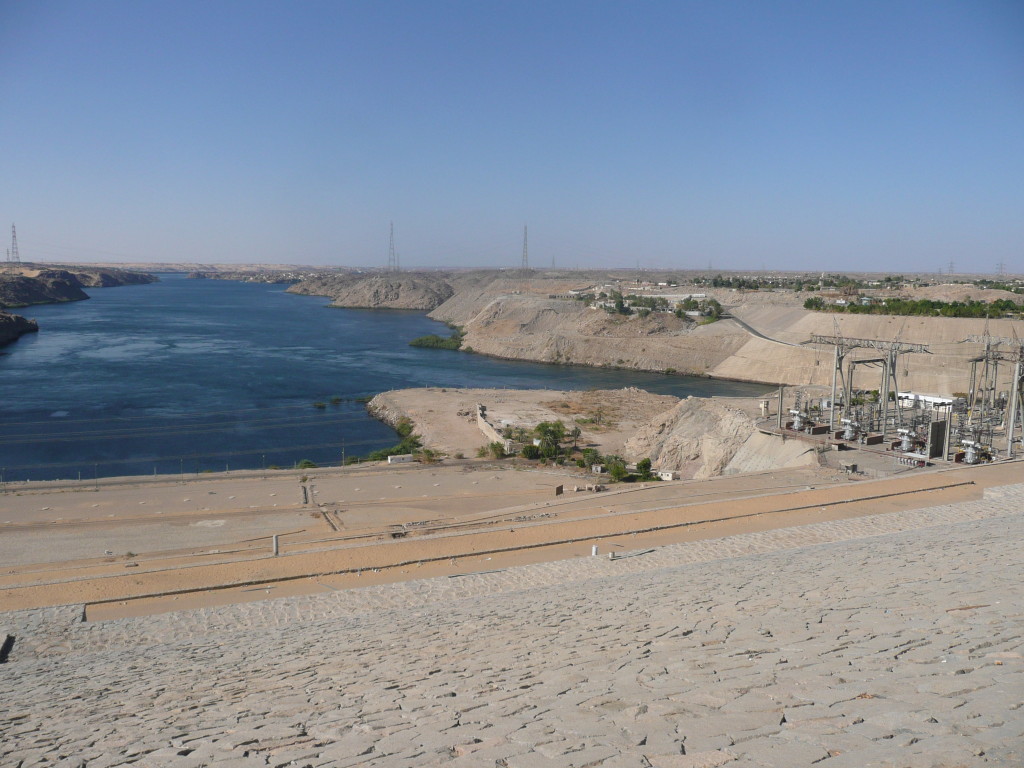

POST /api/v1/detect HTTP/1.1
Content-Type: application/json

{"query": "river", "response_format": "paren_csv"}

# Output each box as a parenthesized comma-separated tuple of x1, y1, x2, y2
(0, 274, 770, 481)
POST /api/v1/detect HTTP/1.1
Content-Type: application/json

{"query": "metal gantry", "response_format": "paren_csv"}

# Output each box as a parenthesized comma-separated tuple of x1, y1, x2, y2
(810, 333, 930, 442)
(965, 335, 1024, 458)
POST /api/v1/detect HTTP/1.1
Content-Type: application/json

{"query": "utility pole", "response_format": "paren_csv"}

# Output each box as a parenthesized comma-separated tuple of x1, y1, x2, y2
(777, 386, 784, 430)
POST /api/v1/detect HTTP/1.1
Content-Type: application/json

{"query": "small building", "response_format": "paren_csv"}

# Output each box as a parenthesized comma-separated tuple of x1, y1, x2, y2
(387, 454, 415, 464)
(657, 470, 679, 481)
(897, 392, 955, 408)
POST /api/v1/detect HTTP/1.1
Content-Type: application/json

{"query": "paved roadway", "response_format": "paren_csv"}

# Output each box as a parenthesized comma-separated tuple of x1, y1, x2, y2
(1, 484, 1021, 767)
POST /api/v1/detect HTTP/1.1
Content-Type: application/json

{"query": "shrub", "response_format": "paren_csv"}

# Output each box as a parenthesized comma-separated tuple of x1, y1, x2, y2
(296, 459, 318, 469)
(521, 445, 541, 460)
(409, 326, 464, 350)
(416, 448, 439, 463)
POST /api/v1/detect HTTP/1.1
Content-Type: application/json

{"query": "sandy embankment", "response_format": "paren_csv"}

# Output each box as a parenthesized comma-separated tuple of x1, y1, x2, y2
(367, 386, 679, 458)
(425, 277, 1024, 393)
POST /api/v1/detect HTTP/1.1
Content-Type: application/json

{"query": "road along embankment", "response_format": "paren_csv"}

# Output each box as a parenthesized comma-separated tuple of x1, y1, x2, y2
(4, 462, 1014, 614)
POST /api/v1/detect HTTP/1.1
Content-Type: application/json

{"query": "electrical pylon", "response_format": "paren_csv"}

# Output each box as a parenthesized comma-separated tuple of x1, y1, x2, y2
(386, 222, 398, 272)
(521, 225, 528, 271)
(10, 224, 20, 264)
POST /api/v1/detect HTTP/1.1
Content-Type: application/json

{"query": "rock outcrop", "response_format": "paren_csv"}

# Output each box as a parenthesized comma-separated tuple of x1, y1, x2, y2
(0, 311, 38, 346)
(624, 396, 817, 478)
(70, 269, 157, 288)
(0, 268, 157, 309)
(289, 273, 455, 310)
(0, 271, 90, 307)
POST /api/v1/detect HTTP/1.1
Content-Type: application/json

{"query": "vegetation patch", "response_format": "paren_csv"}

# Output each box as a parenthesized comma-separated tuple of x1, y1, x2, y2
(409, 326, 465, 350)
(804, 296, 1024, 318)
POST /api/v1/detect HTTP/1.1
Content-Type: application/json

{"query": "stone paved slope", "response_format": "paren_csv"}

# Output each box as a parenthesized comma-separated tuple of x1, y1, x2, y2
(2, 487, 1022, 767)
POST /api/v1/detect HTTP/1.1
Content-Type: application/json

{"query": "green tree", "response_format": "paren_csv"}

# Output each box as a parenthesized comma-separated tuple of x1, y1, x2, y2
(636, 458, 653, 480)
(608, 460, 628, 482)
(534, 420, 567, 458)
(609, 291, 631, 315)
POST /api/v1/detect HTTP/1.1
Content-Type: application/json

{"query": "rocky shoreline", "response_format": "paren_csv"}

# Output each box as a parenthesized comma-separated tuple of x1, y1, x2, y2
(0, 310, 39, 346)
(0, 266, 157, 346)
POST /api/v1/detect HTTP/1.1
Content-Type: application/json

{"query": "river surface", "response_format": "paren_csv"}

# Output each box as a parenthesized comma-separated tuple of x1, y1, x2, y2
(0, 274, 770, 481)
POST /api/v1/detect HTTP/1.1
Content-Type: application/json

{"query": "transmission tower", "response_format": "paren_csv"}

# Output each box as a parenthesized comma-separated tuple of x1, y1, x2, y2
(386, 222, 398, 272)
(10, 224, 20, 265)
(521, 225, 529, 271)
(947, 260, 955, 276)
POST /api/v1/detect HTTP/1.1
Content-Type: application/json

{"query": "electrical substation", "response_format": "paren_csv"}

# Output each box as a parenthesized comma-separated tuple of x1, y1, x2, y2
(772, 329, 1024, 471)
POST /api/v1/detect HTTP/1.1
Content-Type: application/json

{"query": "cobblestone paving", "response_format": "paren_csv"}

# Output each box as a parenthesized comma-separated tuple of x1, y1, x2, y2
(2, 485, 1022, 767)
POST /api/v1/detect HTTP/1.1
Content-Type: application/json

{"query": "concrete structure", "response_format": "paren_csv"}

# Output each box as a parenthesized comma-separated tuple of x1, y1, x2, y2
(476, 403, 505, 445)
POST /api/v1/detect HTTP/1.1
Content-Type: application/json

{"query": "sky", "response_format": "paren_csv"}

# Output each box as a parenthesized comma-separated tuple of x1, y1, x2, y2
(0, 1, 1022, 272)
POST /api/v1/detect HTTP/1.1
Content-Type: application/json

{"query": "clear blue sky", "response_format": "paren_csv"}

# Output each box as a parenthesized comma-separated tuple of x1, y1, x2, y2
(1, 1, 1021, 272)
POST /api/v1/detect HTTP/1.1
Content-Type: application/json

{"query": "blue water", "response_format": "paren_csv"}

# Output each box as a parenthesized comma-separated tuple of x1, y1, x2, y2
(0, 274, 770, 481)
